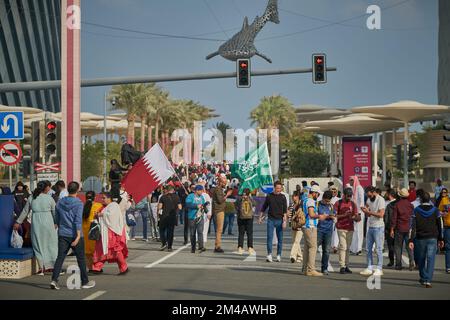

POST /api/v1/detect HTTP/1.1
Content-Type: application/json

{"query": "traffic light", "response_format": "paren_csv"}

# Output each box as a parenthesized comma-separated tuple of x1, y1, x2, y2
(444, 123, 450, 162)
(237, 59, 251, 88)
(312, 53, 327, 84)
(392, 145, 402, 169)
(31, 121, 43, 164)
(408, 145, 419, 171)
(279, 149, 290, 174)
(20, 131, 32, 178)
(44, 120, 61, 162)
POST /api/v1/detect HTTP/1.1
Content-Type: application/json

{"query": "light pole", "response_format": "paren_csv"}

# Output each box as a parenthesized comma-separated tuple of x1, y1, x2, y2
(103, 93, 115, 191)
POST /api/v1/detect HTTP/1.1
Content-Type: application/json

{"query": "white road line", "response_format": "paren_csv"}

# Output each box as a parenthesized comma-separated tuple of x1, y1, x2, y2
(144, 244, 189, 268)
(83, 290, 106, 300)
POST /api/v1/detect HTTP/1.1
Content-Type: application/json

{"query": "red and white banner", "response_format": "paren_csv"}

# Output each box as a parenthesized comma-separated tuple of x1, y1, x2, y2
(122, 144, 176, 203)
(342, 137, 373, 188)
(35, 162, 61, 172)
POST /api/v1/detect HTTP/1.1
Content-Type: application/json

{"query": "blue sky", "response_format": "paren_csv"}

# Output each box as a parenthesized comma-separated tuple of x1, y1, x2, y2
(80, 0, 439, 129)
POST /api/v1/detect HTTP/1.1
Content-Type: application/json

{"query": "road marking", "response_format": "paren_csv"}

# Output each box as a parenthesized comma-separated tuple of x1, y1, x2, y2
(340, 297, 351, 300)
(144, 244, 188, 268)
(83, 290, 106, 300)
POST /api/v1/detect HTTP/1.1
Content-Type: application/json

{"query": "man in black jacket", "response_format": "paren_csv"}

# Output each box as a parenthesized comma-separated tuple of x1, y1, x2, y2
(384, 189, 398, 268)
(258, 181, 288, 263)
(409, 192, 444, 288)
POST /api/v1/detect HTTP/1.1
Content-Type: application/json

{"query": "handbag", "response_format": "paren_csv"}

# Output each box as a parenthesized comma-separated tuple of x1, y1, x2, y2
(126, 211, 137, 227)
(88, 220, 101, 241)
(291, 205, 306, 230)
(11, 230, 24, 248)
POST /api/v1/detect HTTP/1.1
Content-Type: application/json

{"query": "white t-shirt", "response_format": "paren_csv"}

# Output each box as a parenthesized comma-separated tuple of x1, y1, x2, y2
(366, 195, 385, 228)
(331, 196, 340, 205)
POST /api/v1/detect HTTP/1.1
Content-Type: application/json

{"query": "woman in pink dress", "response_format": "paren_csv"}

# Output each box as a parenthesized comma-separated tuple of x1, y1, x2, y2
(92, 192, 129, 275)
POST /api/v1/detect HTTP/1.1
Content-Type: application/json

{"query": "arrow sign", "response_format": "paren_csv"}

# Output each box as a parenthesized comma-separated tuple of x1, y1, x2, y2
(0, 141, 22, 166)
(0, 112, 24, 140)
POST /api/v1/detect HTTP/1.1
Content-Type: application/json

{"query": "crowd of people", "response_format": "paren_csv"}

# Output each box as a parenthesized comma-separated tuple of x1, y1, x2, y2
(8, 160, 450, 290)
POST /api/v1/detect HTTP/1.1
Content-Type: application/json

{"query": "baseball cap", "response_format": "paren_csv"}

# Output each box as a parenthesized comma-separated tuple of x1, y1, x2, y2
(195, 185, 204, 191)
(310, 185, 321, 193)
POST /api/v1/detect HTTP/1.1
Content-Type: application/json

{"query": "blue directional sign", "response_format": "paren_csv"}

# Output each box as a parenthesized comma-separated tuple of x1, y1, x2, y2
(0, 112, 24, 140)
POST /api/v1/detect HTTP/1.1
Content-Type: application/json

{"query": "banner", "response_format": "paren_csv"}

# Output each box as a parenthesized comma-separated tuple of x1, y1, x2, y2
(342, 137, 373, 188)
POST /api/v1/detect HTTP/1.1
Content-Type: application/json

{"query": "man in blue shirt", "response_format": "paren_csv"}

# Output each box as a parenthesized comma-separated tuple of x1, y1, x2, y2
(50, 182, 95, 290)
(185, 185, 207, 253)
(317, 190, 336, 275)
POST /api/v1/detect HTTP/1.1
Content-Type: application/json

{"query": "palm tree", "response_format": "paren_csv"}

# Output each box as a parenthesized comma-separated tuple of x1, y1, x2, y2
(214, 121, 232, 138)
(109, 84, 147, 146)
(250, 95, 296, 139)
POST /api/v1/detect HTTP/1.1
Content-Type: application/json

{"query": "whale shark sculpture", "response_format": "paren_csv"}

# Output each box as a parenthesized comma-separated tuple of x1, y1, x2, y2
(206, 0, 279, 63)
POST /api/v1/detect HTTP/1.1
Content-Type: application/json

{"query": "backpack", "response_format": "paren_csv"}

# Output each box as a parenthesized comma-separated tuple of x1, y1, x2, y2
(88, 220, 101, 241)
(240, 198, 254, 220)
(291, 203, 306, 230)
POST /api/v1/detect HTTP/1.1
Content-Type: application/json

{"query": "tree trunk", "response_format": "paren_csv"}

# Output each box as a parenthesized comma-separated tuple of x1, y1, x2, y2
(154, 114, 160, 145)
(147, 125, 153, 150)
(140, 114, 147, 152)
(127, 114, 135, 146)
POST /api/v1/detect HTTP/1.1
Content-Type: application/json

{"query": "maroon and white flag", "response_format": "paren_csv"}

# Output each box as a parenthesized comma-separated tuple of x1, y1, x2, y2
(122, 143, 175, 203)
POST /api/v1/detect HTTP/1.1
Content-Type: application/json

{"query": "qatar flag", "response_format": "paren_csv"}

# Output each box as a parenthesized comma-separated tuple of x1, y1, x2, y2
(122, 143, 175, 203)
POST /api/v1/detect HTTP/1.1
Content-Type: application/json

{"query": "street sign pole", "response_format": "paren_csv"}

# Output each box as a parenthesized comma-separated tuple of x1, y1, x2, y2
(9, 166, 12, 190)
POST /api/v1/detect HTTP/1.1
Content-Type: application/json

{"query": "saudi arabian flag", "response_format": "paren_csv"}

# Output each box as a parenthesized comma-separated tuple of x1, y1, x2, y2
(231, 142, 273, 194)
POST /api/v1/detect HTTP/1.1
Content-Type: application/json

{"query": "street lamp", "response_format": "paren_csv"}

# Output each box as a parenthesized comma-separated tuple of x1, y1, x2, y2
(104, 93, 116, 191)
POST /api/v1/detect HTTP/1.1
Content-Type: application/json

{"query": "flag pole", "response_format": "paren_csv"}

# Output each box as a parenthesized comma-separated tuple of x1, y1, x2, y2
(172, 171, 189, 194)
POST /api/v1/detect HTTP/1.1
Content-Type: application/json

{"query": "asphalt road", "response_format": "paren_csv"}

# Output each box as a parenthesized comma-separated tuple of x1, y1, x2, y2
(1, 219, 449, 300)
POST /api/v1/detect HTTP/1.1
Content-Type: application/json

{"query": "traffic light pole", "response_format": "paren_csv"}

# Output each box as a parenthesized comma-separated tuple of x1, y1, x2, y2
(0, 67, 337, 92)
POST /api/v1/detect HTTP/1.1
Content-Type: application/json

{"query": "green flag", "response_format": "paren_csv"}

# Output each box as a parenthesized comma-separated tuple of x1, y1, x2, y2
(231, 142, 273, 194)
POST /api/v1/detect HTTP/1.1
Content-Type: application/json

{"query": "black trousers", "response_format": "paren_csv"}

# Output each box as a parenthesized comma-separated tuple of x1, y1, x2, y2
(160, 222, 176, 249)
(52, 236, 89, 286)
(238, 218, 254, 249)
(394, 230, 414, 267)
(183, 208, 189, 243)
(385, 230, 395, 263)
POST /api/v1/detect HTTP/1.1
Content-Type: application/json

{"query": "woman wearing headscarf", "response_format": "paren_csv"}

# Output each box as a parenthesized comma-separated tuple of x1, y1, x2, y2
(349, 176, 366, 255)
(13, 181, 58, 274)
(92, 192, 129, 275)
(82, 191, 104, 272)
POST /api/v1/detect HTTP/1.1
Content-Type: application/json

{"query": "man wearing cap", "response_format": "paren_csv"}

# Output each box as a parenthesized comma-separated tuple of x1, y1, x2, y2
(212, 176, 233, 253)
(185, 185, 207, 253)
(391, 188, 415, 271)
(302, 185, 323, 276)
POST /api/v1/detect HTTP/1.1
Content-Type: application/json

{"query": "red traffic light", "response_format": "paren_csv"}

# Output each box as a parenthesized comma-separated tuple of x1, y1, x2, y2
(240, 62, 248, 68)
(46, 121, 57, 131)
(316, 57, 324, 64)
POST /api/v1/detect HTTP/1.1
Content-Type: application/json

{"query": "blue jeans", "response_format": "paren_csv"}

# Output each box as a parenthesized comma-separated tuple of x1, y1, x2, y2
(317, 230, 332, 272)
(267, 218, 283, 256)
(223, 214, 235, 235)
(366, 227, 384, 270)
(131, 209, 148, 239)
(444, 228, 450, 270)
(415, 238, 438, 282)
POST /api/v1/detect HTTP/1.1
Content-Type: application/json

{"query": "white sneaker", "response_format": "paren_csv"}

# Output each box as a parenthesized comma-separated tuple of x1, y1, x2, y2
(373, 269, 384, 276)
(82, 280, 96, 289)
(359, 269, 373, 276)
(131, 238, 136, 241)
(360, 268, 373, 276)
(266, 255, 273, 262)
(276, 255, 281, 262)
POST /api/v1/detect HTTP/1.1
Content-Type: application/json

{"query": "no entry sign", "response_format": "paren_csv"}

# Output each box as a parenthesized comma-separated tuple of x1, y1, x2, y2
(0, 141, 22, 166)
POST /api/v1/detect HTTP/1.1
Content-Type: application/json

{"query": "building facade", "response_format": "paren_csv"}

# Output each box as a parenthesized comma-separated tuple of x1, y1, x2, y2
(0, 0, 61, 112)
